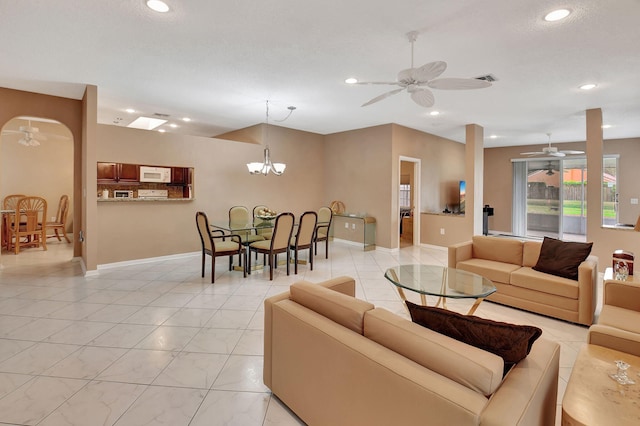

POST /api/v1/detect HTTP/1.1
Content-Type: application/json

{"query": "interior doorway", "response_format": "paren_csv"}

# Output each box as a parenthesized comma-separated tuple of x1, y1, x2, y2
(399, 157, 421, 248)
(0, 116, 74, 264)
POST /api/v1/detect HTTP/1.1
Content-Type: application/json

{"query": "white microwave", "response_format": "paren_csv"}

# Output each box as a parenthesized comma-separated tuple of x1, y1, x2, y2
(140, 166, 171, 183)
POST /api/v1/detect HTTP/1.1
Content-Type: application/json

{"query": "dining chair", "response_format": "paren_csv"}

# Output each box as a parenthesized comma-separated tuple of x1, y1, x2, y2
(46, 195, 71, 243)
(11, 196, 47, 254)
(247, 212, 295, 280)
(289, 211, 318, 274)
(253, 205, 273, 240)
(314, 206, 333, 258)
(229, 206, 265, 245)
(2, 194, 25, 250)
(196, 211, 245, 283)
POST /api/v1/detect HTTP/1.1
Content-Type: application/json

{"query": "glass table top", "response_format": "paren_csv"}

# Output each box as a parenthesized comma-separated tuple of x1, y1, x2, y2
(384, 264, 496, 299)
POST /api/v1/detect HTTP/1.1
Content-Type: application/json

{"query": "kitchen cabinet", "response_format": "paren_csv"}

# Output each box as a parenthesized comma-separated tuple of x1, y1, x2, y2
(171, 167, 189, 185)
(97, 162, 139, 184)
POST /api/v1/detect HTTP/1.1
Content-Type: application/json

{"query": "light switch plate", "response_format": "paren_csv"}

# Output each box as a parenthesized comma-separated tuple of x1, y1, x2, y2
(631, 198, 639, 205)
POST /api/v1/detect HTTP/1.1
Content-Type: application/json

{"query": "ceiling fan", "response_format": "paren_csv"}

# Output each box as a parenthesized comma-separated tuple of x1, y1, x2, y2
(1, 119, 67, 147)
(349, 31, 492, 108)
(521, 133, 584, 157)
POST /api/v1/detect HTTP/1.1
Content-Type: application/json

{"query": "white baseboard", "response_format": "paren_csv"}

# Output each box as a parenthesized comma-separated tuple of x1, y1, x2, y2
(97, 251, 199, 271)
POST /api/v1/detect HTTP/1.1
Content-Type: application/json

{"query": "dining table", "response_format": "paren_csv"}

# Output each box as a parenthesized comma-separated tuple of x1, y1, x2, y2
(209, 217, 331, 273)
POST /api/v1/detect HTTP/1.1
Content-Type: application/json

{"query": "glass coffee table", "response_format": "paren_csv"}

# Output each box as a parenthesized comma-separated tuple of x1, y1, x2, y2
(384, 264, 496, 315)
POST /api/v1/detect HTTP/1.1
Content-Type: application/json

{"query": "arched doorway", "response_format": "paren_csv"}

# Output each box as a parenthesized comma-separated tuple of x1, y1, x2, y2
(1, 116, 75, 267)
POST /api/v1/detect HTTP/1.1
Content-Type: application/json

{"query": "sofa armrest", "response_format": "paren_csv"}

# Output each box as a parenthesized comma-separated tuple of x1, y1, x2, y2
(481, 338, 560, 426)
(588, 324, 640, 357)
(263, 276, 356, 388)
(448, 240, 473, 268)
(576, 255, 598, 325)
(603, 279, 640, 312)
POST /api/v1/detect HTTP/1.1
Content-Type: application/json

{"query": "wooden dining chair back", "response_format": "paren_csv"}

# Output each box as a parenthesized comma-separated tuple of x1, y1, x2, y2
(2, 194, 25, 250)
(196, 211, 245, 283)
(47, 195, 71, 243)
(289, 211, 318, 274)
(247, 212, 295, 280)
(12, 196, 47, 254)
(229, 205, 264, 245)
(314, 206, 333, 258)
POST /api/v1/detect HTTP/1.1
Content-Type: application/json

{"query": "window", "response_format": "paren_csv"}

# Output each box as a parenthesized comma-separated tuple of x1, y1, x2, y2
(400, 184, 411, 207)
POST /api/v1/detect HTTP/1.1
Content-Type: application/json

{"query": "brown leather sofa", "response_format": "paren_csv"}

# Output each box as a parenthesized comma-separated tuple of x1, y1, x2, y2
(588, 278, 640, 355)
(264, 276, 560, 426)
(449, 235, 598, 325)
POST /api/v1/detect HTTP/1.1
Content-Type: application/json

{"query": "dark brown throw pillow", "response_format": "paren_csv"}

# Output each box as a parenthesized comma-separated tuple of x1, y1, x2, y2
(533, 237, 593, 280)
(406, 301, 542, 374)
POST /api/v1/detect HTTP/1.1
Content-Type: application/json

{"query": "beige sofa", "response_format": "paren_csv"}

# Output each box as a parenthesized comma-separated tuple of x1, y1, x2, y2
(449, 235, 598, 326)
(588, 277, 640, 356)
(264, 276, 560, 426)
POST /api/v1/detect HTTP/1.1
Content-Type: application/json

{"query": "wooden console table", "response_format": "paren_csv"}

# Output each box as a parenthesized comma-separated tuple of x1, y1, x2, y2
(562, 344, 640, 425)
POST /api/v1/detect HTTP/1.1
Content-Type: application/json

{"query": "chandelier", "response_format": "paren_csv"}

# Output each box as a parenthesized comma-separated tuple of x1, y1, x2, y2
(246, 100, 287, 176)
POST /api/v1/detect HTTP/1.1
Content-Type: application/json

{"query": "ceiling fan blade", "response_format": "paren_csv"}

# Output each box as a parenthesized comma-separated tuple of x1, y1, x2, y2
(409, 88, 435, 108)
(354, 81, 402, 86)
(549, 152, 566, 157)
(560, 150, 584, 155)
(397, 68, 413, 83)
(520, 151, 545, 156)
(412, 61, 447, 83)
(427, 77, 492, 90)
(361, 88, 405, 107)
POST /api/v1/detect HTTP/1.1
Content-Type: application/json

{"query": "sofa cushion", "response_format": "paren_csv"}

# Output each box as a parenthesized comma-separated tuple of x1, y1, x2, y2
(364, 308, 504, 396)
(290, 282, 374, 334)
(456, 258, 521, 284)
(533, 237, 593, 280)
(406, 302, 542, 373)
(510, 267, 579, 299)
(598, 305, 640, 335)
(472, 235, 523, 266)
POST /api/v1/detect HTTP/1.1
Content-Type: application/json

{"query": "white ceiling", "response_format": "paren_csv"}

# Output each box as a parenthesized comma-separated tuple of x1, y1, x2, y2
(1, 0, 639, 148)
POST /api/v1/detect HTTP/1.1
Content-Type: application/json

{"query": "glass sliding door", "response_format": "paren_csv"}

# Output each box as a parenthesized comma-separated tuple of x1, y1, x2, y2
(526, 159, 561, 239)
(603, 156, 618, 226)
(561, 158, 587, 241)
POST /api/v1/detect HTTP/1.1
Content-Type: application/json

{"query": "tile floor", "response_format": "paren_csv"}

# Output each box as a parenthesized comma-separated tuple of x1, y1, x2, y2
(0, 240, 598, 425)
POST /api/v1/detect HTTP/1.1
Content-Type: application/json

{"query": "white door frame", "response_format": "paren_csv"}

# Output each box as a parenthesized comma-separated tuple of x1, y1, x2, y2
(399, 156, 421, 246)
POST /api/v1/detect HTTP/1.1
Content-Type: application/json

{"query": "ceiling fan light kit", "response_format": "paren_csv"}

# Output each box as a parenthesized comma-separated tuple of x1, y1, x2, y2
(246, 101, 288, 176)
(352, 31, 492, 108)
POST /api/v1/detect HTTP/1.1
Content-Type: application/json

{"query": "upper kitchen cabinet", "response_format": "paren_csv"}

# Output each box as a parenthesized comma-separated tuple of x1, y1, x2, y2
(171, 167, 192, 185)
(97, 162, 139, 184)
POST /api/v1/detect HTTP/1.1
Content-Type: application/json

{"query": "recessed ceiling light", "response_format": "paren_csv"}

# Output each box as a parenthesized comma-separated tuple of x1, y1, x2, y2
(345, 78, 358, 84)
(602, 124, 612, 129)
(544, 9, 570, 22)
(579, 83, 597, 90)
(125, 108, 136, 114)
(169, 123, 178, 128)
(158, 129, 166, 133)
(489, 134, 498, 139)
(127, 116, 167, 130)
(182, 117, 191, 122)
(429, 111, 440, 116)
(146, 0, 169, 13)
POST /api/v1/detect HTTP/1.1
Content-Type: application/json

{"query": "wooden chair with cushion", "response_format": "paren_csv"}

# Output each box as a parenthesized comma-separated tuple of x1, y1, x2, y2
(2, 194, 25, 250)
(289, 211, 318, 274)
(46, 195, 71, 243)
(11, 196, 47, 254)
(314, 206, 333, 258)
(247, 212, 295, 280)
(229, 206, 265, 245)
(196, 211, 245, 283)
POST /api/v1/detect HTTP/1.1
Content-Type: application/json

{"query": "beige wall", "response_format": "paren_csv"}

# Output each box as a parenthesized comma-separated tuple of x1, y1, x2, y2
(323, 125, 393, 247)
(1, 119, 74, 232)
(95, 123, 325, 264)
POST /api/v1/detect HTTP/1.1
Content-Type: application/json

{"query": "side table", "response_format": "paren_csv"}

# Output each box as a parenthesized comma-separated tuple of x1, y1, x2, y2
(562, 344, 640, 425)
